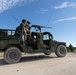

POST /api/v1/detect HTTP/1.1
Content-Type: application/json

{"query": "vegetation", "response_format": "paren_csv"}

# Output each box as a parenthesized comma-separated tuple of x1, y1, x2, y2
(67, 44, 75, 52)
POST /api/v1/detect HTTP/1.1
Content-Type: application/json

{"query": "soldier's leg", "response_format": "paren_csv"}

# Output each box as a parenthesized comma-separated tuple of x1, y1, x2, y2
(24, 30, 27, 41)
(27, 30, 31, 39)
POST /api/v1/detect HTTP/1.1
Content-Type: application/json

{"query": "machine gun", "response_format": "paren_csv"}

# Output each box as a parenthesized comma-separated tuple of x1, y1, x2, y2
(31, 25, 52, 32)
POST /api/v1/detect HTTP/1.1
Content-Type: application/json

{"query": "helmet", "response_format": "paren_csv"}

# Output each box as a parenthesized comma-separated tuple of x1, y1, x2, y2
(22, 19, 26, 23)
(27, 21, 31, 24)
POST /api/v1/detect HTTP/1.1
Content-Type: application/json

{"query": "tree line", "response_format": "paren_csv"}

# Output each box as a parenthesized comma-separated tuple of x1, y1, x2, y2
(67, 44, 76, 52)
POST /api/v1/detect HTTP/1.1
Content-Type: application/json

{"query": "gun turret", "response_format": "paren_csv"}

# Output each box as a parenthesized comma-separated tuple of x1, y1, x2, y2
(31, 25, 52, 32)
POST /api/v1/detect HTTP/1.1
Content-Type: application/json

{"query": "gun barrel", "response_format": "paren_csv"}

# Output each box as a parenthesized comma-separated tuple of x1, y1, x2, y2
(32, 25, 52, 28)
(43, 26, 52, 28)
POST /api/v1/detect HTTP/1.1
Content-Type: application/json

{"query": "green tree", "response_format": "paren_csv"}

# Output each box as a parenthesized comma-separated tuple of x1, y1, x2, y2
(67, 47, 70, 52)
(69, 44, 74, 52)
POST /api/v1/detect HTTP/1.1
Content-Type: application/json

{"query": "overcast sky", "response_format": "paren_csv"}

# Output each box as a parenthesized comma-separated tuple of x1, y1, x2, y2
(0, 0, 76, 46)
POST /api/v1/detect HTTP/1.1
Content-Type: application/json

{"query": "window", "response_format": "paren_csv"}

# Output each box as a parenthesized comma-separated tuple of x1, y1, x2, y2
(43, 34, 49, 40)
(8, 31, 15, 36)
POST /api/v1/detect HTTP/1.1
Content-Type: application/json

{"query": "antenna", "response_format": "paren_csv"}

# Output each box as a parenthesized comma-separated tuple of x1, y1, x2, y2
(47, 9, 54, 26)
(12, 16, 20, 23)
(44, 9, 54, 31)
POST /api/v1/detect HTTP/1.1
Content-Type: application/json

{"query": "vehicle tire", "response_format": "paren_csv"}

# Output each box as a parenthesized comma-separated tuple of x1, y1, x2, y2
(44, 50, 51, 55)
(4, 47, 21, 64)
(55, 45, 67, 57)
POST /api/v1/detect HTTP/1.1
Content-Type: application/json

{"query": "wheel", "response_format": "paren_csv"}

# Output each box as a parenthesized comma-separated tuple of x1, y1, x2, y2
(55, 45, 67, 57)
(4, 47, 21, 64)
(44, 50, 51, 55)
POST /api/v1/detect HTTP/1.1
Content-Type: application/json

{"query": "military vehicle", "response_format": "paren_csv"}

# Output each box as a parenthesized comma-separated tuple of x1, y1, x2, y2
(0, 25, 67, 64)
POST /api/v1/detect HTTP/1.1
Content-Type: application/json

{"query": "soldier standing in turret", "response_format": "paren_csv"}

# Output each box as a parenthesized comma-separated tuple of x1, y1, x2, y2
(15, 19, 31, 41)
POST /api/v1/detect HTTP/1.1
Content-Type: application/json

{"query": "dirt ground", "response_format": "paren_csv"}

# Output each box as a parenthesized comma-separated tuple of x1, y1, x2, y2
(0, 53, 76, 75)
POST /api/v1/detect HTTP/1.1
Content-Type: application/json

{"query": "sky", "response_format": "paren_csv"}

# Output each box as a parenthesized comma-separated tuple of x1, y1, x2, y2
(0, 0, 76, 47)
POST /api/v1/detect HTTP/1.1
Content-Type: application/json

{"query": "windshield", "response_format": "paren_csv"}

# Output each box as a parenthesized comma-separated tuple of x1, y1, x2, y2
(43, 32, 53, 40)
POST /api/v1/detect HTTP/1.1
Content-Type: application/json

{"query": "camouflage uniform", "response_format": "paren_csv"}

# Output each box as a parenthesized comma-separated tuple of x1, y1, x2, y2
(26, 21, 31, 39)
(15, 19, 30, 41)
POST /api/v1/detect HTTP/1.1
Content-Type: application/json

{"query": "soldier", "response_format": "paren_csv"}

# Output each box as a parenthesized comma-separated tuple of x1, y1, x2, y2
(15, 19, 31, 41)
(21, 19, 31, 41)
(21, 19, 27, 41)
(15, 19, 26, 36)
(26, 21, 31, 39)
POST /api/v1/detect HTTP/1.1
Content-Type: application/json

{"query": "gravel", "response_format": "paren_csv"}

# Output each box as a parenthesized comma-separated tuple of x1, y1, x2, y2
(0, 53, 76, 75)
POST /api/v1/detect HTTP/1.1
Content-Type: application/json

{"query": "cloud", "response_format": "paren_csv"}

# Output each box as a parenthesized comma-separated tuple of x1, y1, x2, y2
(56, 17, 76, 22)
(53, 2, 76, 9)
(0, 0, 38, 12)
(35, 9, 49, 14)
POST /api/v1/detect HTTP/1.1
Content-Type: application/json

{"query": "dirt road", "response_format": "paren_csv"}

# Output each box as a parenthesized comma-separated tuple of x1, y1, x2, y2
(0, 53, 76, 75)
